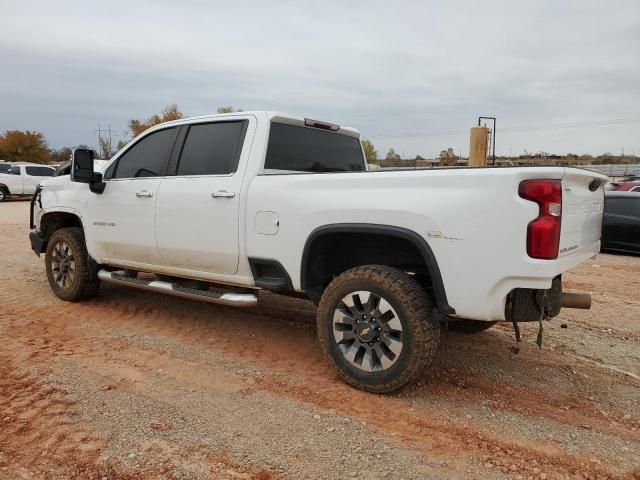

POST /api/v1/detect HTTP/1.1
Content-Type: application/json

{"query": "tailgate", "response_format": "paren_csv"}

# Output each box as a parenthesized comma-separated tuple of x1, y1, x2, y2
(560, 168, 606, 257)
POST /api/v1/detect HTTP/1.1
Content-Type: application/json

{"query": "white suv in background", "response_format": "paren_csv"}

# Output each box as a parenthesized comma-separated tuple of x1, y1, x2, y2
(0, 163, 55, 201)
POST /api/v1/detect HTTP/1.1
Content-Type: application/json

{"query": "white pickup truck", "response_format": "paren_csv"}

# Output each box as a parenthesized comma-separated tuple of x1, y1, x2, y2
(0, 163, 55, 201)
(29, 111, 606, 392)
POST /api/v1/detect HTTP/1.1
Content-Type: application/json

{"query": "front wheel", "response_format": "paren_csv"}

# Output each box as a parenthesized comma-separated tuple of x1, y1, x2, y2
(317, 265, 440, 393)
(0, 188, 7, 202)
(45, 227, 100, 301)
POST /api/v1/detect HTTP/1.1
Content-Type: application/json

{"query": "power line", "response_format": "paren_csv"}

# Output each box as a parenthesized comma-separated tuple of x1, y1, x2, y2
(367, 115, 640, 139)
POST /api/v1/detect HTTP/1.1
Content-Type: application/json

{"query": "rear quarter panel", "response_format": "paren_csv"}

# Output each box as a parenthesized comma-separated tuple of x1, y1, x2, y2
(246, 166, 604, 321)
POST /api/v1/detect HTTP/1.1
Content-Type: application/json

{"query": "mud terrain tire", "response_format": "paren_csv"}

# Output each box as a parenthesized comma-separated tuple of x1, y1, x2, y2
(317, 265, 440, 393)
(45, 227, 100, 301)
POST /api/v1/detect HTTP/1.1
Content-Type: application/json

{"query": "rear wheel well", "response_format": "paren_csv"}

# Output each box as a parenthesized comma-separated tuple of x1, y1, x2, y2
(40, 212, 83, 240)
(301, 224, 453, 314)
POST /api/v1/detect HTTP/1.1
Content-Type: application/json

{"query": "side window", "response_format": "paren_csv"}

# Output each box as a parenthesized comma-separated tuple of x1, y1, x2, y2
(9, 166, 20, 175)
(25, 166, 54, 176)
(176, 121, 246, 176)
(112, 128, 178, 179)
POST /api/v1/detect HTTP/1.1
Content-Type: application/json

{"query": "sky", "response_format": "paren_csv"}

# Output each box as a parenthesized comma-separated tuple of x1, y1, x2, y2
(1, 0, 639, 158)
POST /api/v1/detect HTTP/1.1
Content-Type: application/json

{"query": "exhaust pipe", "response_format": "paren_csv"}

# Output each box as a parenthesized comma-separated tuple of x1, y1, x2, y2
(561, 291, 591, 310)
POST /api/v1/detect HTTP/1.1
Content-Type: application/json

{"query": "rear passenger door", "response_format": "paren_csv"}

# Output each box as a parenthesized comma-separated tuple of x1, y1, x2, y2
(155, 119, 252, 274)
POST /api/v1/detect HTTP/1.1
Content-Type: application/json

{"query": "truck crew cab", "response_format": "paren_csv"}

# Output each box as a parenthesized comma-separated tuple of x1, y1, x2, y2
(29, 111, 606, 392)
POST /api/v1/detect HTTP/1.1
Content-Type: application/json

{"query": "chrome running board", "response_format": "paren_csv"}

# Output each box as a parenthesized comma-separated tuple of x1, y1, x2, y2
(97, 270, 258, 307)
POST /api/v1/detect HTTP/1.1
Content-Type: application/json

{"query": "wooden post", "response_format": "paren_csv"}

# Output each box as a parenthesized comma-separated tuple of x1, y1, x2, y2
(469, 125, 490, 167)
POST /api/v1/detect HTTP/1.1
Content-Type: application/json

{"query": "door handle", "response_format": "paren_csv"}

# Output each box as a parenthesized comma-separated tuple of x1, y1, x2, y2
(136, 190, 153, 198)
(211, 190, 235, 198)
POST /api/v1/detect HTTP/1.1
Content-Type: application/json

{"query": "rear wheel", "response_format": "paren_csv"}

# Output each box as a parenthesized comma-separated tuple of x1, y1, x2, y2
(317, 265, 440, 393)
(45, 227, 100, 301)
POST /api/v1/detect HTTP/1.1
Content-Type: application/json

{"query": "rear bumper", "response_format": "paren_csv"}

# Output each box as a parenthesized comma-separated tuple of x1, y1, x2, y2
(29, 230, 47, 256)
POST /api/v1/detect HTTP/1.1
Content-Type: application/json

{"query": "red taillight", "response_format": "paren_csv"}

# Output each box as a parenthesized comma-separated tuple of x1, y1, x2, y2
(519, 179, 562, 259)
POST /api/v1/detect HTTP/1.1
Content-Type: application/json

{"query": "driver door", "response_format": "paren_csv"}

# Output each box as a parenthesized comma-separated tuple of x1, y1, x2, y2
(86, 127, 179, 265)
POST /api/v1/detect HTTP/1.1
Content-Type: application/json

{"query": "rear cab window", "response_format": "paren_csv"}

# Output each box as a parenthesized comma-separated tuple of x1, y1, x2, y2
(264, 122, 365, 173)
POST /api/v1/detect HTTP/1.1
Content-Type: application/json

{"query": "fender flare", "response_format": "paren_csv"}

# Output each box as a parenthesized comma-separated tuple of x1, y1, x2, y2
(37, 208, 85, 235)
(301, 223, 455, 315)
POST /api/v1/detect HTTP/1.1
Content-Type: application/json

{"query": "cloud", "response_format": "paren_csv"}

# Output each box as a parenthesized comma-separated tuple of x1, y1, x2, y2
(0, 0, 638, 156)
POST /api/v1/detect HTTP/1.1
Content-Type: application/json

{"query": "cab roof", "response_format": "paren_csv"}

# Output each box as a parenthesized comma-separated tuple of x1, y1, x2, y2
(152, 111, 360, 138)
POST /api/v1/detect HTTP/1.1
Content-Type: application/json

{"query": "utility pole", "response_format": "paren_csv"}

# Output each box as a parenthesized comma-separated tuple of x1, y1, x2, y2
(94, 123, 118, 159)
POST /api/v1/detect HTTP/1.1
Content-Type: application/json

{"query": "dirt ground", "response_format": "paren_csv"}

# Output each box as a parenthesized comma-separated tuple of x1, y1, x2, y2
(1, 200, 639, 480)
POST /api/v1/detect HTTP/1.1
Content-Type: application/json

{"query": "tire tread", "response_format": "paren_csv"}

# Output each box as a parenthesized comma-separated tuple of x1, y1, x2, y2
(45, 227, 100, 301)
(317, 265, 440, 393)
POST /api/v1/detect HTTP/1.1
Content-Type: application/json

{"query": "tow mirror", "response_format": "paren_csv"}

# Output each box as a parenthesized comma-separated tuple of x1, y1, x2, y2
(71, 148, 94, 183)
(71, 148, 105, 193)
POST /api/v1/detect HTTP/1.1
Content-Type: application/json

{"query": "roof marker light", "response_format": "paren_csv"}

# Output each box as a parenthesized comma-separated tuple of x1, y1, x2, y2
(304, 118, 340, 132)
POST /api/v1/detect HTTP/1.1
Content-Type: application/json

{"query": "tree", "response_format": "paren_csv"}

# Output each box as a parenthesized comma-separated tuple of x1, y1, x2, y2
(380, 148, 402, 167)
(385, 148, 401, 162)
(49, 147, 73, 164)
(0, 130, 50, 164)
(578, 154, 594, 165)
(361, 139, 378, 164)
(98, 136, 116, 159)
(216, 106, 242, 113)
(128, 104, 184, 137)
(438, 147, 458, 166)
(49, 145, 97, 164)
